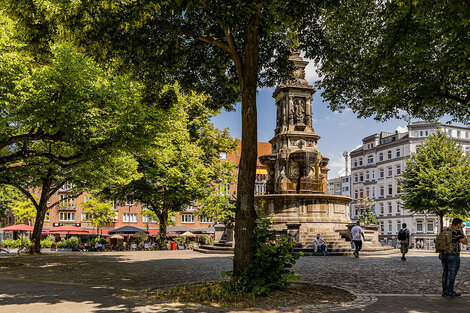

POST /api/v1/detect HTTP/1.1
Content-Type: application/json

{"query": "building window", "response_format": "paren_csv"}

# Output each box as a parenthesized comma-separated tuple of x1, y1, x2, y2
(396, 202, 401, 215)
(388, 221, 392, 234)
(59, 194, 75, 208)
(396, 185, 401, 194)
(379, 202, 384, 215)
(354, 174, 358, 183)
(354, 190, 358, 199)
(219, 152, 227, 159)
(387, 202, 392, 215)
(365, 187, 370, 197)
(44, 211, 50, 221)
(199, 216, 214, 223)
(396, 149, 401, 158)
(388, 184, 393, 196)
(354, 160, 358, 167)
(371, 170, 375, 180)
(448, 130, 452, 136)
(181, 214, 195, 223)
(368, 155, 374, 164)
(359, 158, 363, 166)
(142, 215, 156, 223)
(427, 222, 434, 233)
(59, 212, 75, 222)
(81, 213, 91, 221)
(123, 213, 137, 223)
(359, 189, 364, 198)
(372, 187, 376, 199)
(380, 221, 384, 232)
(365, 171, 370, 180)
(379, 168, 384, 178)
(379, 153, 384, 161)
(387, 150, 392, 159)
(359, 173, 364, 182)
(380, 186, 384, 197)
(457, 130, 461, 138)
(396, 165, 401, 175)
(387, 167, 393, 177)
(420, 131, 423, 137)
(125, 200, 134, 206)
(425, 130, 429, 136)
(396, 220, 401, 233)
(417, 221, 423, 233)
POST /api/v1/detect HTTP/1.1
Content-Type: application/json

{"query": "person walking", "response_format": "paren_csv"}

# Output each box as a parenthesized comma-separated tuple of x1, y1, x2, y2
(437, 218, 468, 297)
(398, 223, 410, 261)
(351, 221, 365, 258)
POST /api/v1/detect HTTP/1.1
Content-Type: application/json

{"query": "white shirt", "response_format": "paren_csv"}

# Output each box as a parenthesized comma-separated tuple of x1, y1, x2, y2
(351, 225, 363, 241)
(314, 237, 325, 245)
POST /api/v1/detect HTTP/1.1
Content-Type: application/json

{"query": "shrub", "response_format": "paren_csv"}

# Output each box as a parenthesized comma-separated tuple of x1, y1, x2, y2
(222, 212, 302, 296)
(41, 234, 57, 248)
(175, 236, 186, 246)
(2, 239, 18, 249)
(87, 237, 97, 246)
(98, 237, 107, 245)
(65, 236, 81, 249)
(57, 241, 67, 248)
(18, 233, 31, 247)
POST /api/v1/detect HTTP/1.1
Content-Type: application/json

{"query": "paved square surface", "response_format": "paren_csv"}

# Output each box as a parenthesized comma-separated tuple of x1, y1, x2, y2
(1, 250, 470, 312)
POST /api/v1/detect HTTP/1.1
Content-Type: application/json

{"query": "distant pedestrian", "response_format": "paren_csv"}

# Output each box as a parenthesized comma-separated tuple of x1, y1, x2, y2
(398, 223, 410, 261)
(313, 233, 328, 255)
(351, 221, 365, 258)
(436, 217, 468, 297)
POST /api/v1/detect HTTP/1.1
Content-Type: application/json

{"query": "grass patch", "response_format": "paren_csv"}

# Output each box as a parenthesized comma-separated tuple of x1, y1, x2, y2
(147, 281, 355, 309)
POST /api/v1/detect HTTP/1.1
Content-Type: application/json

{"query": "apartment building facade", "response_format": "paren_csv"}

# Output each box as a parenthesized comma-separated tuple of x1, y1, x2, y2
(350, 121, 470, 249)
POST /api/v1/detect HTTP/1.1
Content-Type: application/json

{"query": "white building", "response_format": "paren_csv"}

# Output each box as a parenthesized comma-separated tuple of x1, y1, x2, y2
(350, 121, 470, 249)
(327, 176, 351, 197)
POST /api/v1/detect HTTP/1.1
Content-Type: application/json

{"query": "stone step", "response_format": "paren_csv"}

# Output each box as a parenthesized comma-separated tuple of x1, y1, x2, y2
(199, 244, 233, 251)
(193, 247, 233, 255)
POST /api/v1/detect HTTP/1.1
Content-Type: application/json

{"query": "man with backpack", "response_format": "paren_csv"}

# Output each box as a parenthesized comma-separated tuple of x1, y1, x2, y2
(435, 218, 468, 297)
(398, 223, 410, 261)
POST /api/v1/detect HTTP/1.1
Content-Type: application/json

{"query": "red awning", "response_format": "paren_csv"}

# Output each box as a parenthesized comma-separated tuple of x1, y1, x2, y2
(48, 225, 91, 234)
(0, 224, 33, 232)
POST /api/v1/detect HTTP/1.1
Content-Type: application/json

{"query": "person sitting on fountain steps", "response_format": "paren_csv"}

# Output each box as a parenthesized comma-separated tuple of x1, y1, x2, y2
(351, 221, 365, 258)
(313, 233, 328, 255)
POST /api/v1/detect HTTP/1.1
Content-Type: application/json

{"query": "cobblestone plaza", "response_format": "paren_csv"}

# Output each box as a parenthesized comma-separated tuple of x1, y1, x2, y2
(1, 250, 470, 312)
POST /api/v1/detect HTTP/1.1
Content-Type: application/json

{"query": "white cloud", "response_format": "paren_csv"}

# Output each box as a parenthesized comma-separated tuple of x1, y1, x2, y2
(325, 153, 352, 178)
(395, 125, 408, 133)
(304, 60, 321, 84)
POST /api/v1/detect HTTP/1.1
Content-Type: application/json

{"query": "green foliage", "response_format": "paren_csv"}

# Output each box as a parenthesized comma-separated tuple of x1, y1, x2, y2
(11, 199, 36, 225)
(17, 233, 30, 247)
(198, 234, 213, 245)
(0, 185, 22, 223)
(98, 237, 107, 245)
(222, 213, 302, 296)
(358, 210, 378, 225)
(82, 197, 116, 229)
(310, 0, 470, 123)
(64, 237, 81, 249)
(87, 237, 98, 247)
(1, 238, 17, 248)
(174, 236, 186, 246)
(399, 130, 470, 228)
(40, 234, 56, 248)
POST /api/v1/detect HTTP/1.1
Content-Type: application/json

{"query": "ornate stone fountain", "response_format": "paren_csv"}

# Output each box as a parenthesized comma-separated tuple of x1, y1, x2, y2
(256, 52, 390, 254)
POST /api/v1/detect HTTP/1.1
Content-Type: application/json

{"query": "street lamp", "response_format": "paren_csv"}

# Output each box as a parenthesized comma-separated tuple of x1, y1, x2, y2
(126, 200, 134, 245)
(357, 197, 375, 224)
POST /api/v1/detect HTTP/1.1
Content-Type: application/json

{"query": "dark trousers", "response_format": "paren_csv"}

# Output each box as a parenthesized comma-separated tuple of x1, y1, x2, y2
(354, 240, 362, 254)
(441, 254, 460, 293)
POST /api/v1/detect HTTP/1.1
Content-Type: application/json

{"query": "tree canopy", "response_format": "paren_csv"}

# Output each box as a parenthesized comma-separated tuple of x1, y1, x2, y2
(308, 0, 470, 123)
(399, 130, 470, 231)
(82, 197, 116, 234)
(100, 84, 237, 248)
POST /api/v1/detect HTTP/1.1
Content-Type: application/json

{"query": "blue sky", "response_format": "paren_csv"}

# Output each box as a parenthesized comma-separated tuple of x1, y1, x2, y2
(210, 60, 417, 178)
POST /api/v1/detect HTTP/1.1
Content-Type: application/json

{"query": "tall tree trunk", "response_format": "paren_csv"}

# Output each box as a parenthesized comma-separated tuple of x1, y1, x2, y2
(156, 204, 168, 250)
(30, 179, 52, 254)
(233, 14, 259, 276)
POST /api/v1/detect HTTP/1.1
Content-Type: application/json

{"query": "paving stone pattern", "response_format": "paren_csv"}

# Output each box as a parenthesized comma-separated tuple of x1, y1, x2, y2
(1, 250, 470, 312)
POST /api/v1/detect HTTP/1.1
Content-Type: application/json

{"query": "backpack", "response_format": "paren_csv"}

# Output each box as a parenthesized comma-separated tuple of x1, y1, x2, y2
(398, 229, 408, 241)
(435, 229, 454, 254)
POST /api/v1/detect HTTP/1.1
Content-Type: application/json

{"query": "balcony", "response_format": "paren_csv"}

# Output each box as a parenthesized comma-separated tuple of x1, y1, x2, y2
(59, 205, 76, 211)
